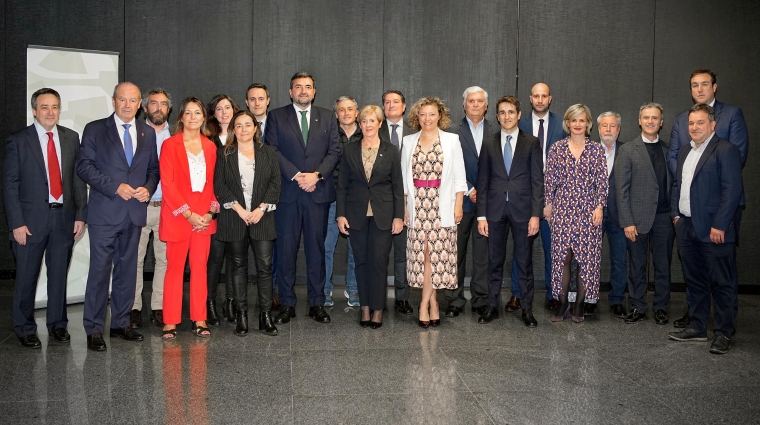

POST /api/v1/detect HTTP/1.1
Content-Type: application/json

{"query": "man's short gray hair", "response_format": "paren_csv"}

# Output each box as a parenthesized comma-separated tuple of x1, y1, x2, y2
(597, 111, 621, 126)
(462, 86, 488, 106)
(141, 88, 173, 109)
(639, 102, 664, 118)
(333, 96, 358, 113)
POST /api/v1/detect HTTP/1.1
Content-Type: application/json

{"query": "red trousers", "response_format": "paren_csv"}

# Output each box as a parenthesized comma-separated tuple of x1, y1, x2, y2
(163, 232, 211, 325)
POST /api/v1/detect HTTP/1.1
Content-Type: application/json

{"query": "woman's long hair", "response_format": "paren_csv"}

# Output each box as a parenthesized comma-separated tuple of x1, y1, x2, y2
(173, 96, 207, 135)
(224, 110, 262, 157)
(206, 94, 240, 138)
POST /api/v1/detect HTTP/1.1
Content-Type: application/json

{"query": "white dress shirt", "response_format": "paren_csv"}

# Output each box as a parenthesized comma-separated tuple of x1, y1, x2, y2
(386, 117, 404, 145)
(186, 150, 206, 193)
(33, 121, 63, 203)
(532, 112, 549, 167)
(602, 142, 616, 177)
(293, 103, 311, 132)
(678, 133, 715, 217)
(113, 114, 137, 156)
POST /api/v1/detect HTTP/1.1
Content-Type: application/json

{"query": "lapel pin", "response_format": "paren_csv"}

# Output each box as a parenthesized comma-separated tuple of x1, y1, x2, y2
(141, 132, 144, 137)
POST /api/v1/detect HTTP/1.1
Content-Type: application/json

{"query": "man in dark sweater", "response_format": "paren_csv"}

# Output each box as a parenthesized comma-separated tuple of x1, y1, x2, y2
(615, 103, 675, 325)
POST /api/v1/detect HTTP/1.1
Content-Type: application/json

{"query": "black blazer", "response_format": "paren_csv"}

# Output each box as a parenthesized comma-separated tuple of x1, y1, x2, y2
(454, 117, 494, 213)
(4, 124, 88, 242)
(336, 141, 404, 231)
(214, 143, 280, 241)
(476, 130, 544, 222)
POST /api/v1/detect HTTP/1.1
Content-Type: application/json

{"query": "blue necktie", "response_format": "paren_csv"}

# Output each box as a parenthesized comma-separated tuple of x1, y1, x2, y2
(504, 135, 512, 201)
(391, 124, 400, 150)
(123, 124, 133, 166)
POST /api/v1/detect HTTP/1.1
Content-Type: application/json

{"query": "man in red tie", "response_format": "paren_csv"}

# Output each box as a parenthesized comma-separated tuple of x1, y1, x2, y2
(3, 88, 88, 348)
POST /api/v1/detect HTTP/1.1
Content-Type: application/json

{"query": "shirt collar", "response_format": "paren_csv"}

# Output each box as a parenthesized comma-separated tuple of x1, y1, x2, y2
(501, 127, 519, 140)
(641, 134, 659, 144)
(114, 114, 136, 128)
(33, 121, 57, 139)
(690, 132, 715, 151)
(532, 111, 548, 122)
(292, 103, 311, 114)
(146, 119, 170, 134)
(602, 141, 616, 154)
(709, 99, 716, 107)
(465, 116, 484, 129)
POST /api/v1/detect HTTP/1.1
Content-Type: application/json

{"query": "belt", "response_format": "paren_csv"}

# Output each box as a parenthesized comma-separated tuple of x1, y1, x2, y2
(413, 179, 441, 188)
(49, 203, 63, 209)
(148, 201, 162, 207)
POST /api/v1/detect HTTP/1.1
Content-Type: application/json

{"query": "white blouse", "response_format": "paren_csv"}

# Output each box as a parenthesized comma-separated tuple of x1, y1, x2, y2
(218, 134, 228, 146)
(238, 150, 256, 211)
(186, 150, 206, 193)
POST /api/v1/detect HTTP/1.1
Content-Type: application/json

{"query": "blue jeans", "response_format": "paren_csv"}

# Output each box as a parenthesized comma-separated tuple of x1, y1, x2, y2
(511, 218, 551, 300)
(324, 201, 357, 295)
(603, 210, 627, 305)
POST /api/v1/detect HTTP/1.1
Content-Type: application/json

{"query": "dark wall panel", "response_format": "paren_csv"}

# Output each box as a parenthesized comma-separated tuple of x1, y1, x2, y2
(0, 0, 8, 269)
(384, 0, 516, 124)
(125, 0, 254, 112)
(517, 0, 655, 143)
(654, 0, 760, 284)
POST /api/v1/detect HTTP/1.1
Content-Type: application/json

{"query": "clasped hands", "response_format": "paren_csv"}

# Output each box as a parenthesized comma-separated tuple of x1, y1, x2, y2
(236, 207, 265, 226)
(338, 217, 404, 235)
(295, 172, 320, 192)
(116, 183, 150, 202)
(184, 211, 214, 232)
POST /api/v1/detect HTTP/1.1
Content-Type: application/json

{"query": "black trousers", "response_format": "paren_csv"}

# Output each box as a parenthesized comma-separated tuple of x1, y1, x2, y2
(486, 203, 533, 309)
(445, 209, 489, 309)
(392, 225, 409, 301)
(226, 236, 274, 312)
(350, 217, 393, 311)
(626, 212, 674, 313)
(207, 233, 232, 301)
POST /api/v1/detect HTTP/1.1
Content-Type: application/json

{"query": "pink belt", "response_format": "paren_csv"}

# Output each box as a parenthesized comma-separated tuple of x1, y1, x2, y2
(413, 179, 441, 188)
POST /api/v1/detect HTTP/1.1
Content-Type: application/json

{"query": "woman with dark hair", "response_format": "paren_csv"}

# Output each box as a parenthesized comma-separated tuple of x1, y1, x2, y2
(159, 96, 219, 339)
(214, 110, 280, 336)
(205, 94, 240, 326)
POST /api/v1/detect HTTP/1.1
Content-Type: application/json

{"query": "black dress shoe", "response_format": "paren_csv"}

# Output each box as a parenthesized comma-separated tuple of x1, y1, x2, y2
(395, 300, 414, 315)
(151, 310, 165, 327)
(223, 298, 236, 323)
(274, 306, 296, 324)
(478, 307, 499, 324)
(49, 327, 71, 342)
(624, 309, 646, 324)
(370, 321, 383, 329)
(259, 311, 278, 336)
(18, 334, 42, 349)
(472, 305, 489, 315)
(654, 310, 669, 325)
(234, 311, 249, 336)
(110, 327, 144, 341)
(521, 310, 538, 328)
(130, 309, 142, 328)
(87, 333, 107, 351)
(673, 312, 690, 328)
(610, 304, 627, 319)
(206, 300, 220, 326)
(583, 303, 597, 317)
(709, 335, 731, 354)
(668, 327, 707, 342)
(546, 299, 561, 312)
(505, 296, 521, 312)
(418, 320, 430, 328)
(445, 305, 461, 317)
(308, 305, 331, 323)
(430, 319, 441, 327)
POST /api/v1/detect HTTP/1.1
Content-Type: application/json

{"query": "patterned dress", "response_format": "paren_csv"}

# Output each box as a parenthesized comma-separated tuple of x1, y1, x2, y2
(407, 139, 458, 289)
(544, 138, 608, 300)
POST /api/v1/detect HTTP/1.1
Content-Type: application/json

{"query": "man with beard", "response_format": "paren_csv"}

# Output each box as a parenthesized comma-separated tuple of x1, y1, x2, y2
(131, 88, 172, 329)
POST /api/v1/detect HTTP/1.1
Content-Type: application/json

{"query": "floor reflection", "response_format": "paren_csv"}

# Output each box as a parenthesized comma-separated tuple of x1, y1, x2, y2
(406, 330, 458, 423)
(163, 341, 209, 425)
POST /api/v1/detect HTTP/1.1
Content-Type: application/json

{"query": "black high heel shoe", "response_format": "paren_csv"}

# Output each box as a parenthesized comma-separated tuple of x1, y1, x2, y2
(222, 298, 236, 323)
(206, 299, 220, 326)
(234, 311, 249, 336)
(360, 310, 371, 328)
(551, 296, 571, 322)
(258, 311, 278, 336)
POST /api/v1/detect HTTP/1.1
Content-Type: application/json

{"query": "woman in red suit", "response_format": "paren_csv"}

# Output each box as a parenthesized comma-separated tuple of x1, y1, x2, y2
(159, 97, 219, 338)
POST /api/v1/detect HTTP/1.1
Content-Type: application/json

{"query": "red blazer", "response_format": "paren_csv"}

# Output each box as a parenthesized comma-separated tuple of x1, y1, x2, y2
(158, 133, 218, 242)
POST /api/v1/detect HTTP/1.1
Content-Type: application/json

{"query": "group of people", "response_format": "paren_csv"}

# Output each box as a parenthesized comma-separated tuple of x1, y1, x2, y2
(5, 68, 746, 355)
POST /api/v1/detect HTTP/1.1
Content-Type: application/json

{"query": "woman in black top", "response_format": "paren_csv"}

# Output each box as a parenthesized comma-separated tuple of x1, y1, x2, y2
(214, 110, 281, 336)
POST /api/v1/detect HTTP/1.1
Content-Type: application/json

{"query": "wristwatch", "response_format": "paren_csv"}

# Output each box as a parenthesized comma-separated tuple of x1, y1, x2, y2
(207, 210, 218, 220)
(314, 171, 323, 180)
(259, 205, 267, 212)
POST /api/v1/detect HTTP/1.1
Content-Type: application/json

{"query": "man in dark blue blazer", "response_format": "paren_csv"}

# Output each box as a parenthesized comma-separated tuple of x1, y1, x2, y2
(514, 83, 568, 312)
(444, 86, 493, 318)
(76, 82, 159, 351)
(265, 72, 341, 324)
(668, 104, 742, 355)
(668, 68, 748, 329)
(476, 96, 544, 327)
(4, 88, 88, 348)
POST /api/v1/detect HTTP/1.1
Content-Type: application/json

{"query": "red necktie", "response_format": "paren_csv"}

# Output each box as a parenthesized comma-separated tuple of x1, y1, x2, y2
(46, 132, 63, 200)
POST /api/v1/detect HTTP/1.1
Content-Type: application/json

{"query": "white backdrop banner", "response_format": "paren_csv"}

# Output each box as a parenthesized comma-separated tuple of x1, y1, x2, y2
(27, 45, 119, 308)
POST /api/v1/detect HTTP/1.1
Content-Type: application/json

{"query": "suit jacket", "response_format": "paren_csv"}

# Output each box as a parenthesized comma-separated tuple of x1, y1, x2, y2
(158, 133, 218, 242)
(517, 110, 568, 163)
(336, 141, 404, 231)
(379, 118, 414, 151)
(476, 130, 544, 223)
(615, 136, 670, 234)
(604, 140, 623, 227)
(4, 124, 87, 242)
(454, 117, 494, 213)
(264, 105, 341, 204)
(214, 142, 281, 241)
(670, 135, 743, 244)
(400, 129, 468, 228)
(668, 100, 748, 177)
(76, 114, 159, 226)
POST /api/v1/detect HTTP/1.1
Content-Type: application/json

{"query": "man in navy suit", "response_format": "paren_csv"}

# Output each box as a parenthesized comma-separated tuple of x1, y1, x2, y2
(445, 86, 493, 318)
(76, 82, 159, 351)
(668, 104, 742, 355)
(4, 88, 88, 348)
(265, 71, 341, 324)
(668, 68, 748, 329)
(477, 96, 544, 327)
(514, 83, 568, 312)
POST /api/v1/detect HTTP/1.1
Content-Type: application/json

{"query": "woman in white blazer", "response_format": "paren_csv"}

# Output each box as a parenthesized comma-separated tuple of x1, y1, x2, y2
(400, 97, 467, 327)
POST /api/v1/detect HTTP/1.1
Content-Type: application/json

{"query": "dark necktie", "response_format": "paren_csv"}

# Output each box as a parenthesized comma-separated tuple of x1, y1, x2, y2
(538, 118, 545, 152)
(122, 124, 133, 166)
(504, 135, 512, 200)
(391, 124, 400, 150)
(46, 132, 63, 199)
(300, 111, 309, 145)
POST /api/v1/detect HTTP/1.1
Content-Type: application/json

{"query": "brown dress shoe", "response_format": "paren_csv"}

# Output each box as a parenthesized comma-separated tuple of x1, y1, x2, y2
(130, 309, 142, 328)
(505, 296, 521, 312)
(271, 298, 281, 311)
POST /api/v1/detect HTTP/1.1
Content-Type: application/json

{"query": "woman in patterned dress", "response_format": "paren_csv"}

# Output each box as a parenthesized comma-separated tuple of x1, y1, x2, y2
(544, 104, 608, 323)
(400, 97, 467, 328)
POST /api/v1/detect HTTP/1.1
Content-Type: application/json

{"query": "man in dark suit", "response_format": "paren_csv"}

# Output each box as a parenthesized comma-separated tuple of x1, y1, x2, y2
(594, 111, 627, 319)
(668, 68, 748, 329)
(445, 86, 493, 318)
(265, 71, 340, 324)
(3, 88, 87, 348)
(379, 90, 415, 315)
(515, 83, 568, 312)
(668, 103, 743, 355)
(476, 96, 544, 327)
(616, 103, 674, 325)
(76, 82, 159, 351)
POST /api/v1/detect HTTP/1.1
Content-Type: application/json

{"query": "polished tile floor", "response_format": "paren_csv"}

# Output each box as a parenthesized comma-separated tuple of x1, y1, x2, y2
(1, 280, 759, 424)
